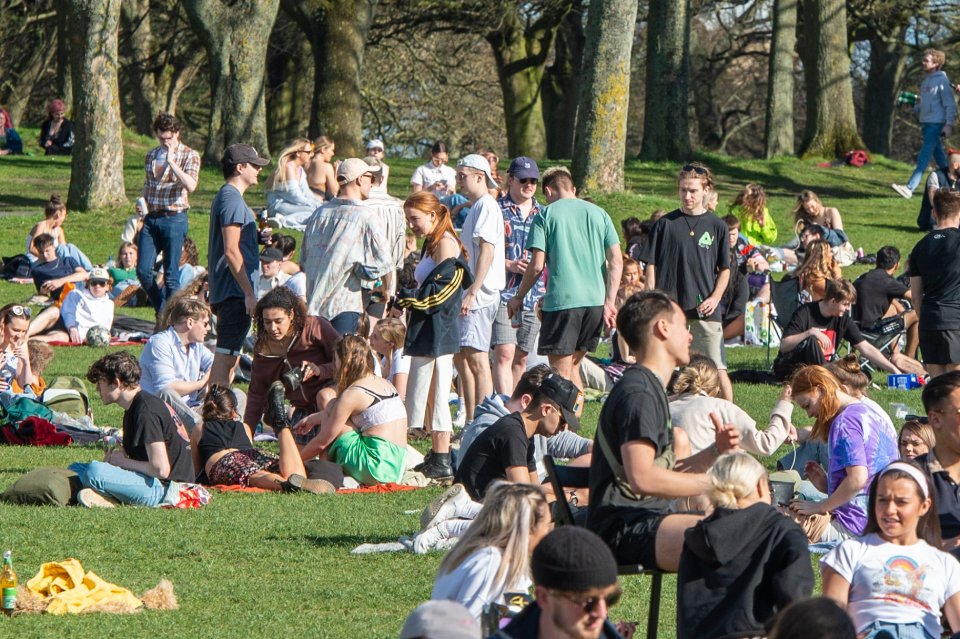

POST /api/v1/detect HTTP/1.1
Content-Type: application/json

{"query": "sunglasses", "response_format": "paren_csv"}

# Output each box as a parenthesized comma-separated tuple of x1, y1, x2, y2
(6, 305, 31, 319)
(89, 280, 108, 287)
(518, 178, 538, 185)
(681, 164, 708, 176)
(552, 587, 621, 614)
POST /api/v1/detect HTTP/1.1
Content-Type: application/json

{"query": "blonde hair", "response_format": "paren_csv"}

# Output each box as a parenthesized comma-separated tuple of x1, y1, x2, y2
(826, 354, 870, 395)
(266, 138, 314, 190)
(707, 452, 767, 509)
(673, 356, 720, 397)
(731, 183, 767, 224)
(437, 482, 548, 590)
(924, 49, 945, 69)
(792, 190, 824, 225)
(373, 318, 406, 349)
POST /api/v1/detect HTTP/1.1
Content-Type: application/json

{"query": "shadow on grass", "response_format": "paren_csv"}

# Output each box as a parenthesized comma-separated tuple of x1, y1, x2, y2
(0, 193, 51, 210)
(299, 533, 404, 548)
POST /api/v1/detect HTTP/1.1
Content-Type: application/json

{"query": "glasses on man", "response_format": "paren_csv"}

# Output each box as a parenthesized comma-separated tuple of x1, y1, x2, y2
(7, 305, 31, 319)
(88, 281, 108, 288)
(681, 164, 708, 175)
(518, 178, 538, 186)
(455, 172, 472, 182)
(551, 587, 621, 615)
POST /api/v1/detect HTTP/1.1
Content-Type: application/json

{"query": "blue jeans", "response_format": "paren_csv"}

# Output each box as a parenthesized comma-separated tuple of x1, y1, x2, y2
(330, 311, 360, 335)
(57, 244, 92, 271)
(862, 620, 933, 639)
(137, 211, 188, 312)
(69, 460, 171, 507)
(907, 123, 948, 191)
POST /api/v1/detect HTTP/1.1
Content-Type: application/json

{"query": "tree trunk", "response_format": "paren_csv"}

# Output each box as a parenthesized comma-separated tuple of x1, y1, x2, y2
(639, 0, 691, 162)
(764, 0, 797, 158)
(283, 0, 376, 157)
(120, 0, 158, 135)
(266, 32, 311, 153)
(55, 0, 72, 109)
(798, 0, 864, 158)
(543, 4, 584, 159)
(183, 0, 280, 162)
(861, 28, 907, 157)
(65, 0, 127, 211)
(571, 0, 638, 193)
(486, 4, 570, 158)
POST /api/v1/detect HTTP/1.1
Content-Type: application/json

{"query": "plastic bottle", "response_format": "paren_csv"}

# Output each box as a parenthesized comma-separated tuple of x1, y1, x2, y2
(1, 550, 17, 616)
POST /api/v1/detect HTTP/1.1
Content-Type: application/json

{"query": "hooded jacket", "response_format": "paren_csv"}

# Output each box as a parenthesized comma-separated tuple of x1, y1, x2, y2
(396, 255, 473, 357)
(677, 502, 813, 639)
(916, 69, 957, 124)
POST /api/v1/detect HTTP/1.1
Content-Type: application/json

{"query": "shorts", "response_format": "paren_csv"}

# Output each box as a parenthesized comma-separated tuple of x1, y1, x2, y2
(212, 297, 251, 356)
(458, 303, 498, 351)
(491, 303, 541, 354)
(328, 429, 407, 486)
(539, 306, 604, 356)
(919, 329, 960, 365)
(689, 319, 726, 370)
(599, 509, 667, 570)
(208, 449, 280, 486)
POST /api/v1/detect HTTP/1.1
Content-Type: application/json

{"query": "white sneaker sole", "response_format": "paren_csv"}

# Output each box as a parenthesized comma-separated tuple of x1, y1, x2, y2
(420, 483, 466, 530)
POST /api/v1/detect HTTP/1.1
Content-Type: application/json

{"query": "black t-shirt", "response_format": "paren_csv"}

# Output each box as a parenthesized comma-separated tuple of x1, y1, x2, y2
(908, 227, 960, 329)
(122, 391, 194, 483)
(198, 418, 253, 469)
(639, 209, 730, 320)
(586, 366, 673, 537)
(916, 452, 960, 541)
(454, 412, 536, 501)
(30, 256, 81, 297)
(783, 301, 863, 356)
(853, 269, 908, 327)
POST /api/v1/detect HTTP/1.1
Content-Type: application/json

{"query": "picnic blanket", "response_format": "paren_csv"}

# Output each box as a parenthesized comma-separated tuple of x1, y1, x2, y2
(45, 340, 140, 347)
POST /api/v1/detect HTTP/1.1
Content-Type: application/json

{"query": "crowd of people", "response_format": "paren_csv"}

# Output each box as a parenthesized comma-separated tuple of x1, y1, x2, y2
(1, 51, 960, 637)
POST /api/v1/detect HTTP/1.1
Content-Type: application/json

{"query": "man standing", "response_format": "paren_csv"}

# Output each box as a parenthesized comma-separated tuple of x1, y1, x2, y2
(300, 158, 393, 335)
(492, 157, 545, 394)
(138, 113, 200, 314)
(454, 154, 505, 422)
(640, 162, 733, 400)
(139, 297, 213, 432)
(910, 189, 960, 377)
(207, 143, 269, 386)
(508, 167, 622, 391)
(362, 155, 405, 328)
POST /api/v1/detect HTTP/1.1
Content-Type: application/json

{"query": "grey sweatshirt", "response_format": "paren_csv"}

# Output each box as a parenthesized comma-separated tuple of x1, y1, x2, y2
(916, 69, 957, 124)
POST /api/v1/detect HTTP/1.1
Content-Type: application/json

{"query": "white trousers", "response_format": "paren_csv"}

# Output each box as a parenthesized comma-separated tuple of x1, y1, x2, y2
(406, 354, 454, 433)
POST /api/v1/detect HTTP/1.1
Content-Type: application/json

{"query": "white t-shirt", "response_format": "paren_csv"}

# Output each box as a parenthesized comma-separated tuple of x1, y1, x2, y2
(60, 289, 115, 339)
(381, 348, 410, 384)
(821, 533, 960, 637)
(460, 193, 505, 309)
(410, 163, 456, 195)
(431, 546, 531, 620)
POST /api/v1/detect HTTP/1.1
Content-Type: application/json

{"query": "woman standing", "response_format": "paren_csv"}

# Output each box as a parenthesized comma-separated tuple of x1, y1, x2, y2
(396, 192, 472, 479)
(411, 141, 457, 196)
(306, 136, 338, 199)
(264, 138, 323, 230)
(38, 99, 74, 156)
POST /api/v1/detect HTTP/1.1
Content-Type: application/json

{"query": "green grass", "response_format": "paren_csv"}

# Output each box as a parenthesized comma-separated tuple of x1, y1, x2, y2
(0, 137, 931, 636)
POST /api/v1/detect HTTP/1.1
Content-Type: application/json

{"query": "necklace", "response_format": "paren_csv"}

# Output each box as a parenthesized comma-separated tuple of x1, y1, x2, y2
(682, 212, 704, 237)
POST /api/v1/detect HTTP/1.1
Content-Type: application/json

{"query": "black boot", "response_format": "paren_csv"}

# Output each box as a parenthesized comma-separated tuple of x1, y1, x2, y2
(264, 381, 289, 431)
(420, 452, 453, 480)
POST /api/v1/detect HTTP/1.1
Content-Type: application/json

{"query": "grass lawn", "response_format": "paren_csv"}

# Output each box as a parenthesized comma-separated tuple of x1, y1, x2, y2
(0, 133, 929, 637)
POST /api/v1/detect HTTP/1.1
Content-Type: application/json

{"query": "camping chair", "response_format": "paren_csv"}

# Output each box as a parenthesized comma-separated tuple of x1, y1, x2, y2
(766, 274, 802, 367)
(543, 456, 664, 639)
(844, 314, 906, 376)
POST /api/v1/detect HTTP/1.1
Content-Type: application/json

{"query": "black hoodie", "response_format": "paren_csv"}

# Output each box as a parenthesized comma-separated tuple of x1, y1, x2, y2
(677, 502, 814, 639)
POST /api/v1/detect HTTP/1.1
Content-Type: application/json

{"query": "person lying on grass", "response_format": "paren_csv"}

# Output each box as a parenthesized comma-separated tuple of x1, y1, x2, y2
(189, 384, 333, 494)
(68, 351, 196, 508)
(295, 333, 408, 486)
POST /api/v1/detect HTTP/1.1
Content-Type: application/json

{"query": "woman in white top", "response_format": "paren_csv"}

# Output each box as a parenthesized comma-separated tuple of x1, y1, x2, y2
(822, 460, 960, 639)
(265, 139, 323, 231)
(369, 318, 409, 400)
(0, 304, 37, 404)
(431, 482, 551, 621)
(305, 135, 338, 200)
(411, 141, 456, 197)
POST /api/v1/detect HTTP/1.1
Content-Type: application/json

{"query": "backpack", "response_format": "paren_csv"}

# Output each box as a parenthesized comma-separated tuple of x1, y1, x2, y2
(843, 149, 870, 167)
(0, 254, 33, 280)
(41, 376, 91, 418)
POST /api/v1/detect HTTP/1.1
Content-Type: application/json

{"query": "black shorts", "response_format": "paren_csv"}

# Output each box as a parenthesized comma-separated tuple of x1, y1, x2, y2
(600, 509, 667, 570)
(920, 329, 960, 365)
(212, 297, 251, 357)
(538, 306, 604, 356)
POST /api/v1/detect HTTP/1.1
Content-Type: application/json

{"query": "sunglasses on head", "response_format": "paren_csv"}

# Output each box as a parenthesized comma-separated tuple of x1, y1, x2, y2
(681, 164, 708, 176)
(6, 305, 31, 319)
(553, 587, 621, 614)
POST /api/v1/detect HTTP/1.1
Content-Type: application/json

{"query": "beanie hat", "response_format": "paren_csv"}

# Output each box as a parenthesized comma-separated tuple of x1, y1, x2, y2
(531, 527, 618, 592)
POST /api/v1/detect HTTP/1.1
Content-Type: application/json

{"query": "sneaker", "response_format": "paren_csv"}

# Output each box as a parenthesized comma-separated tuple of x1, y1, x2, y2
(280, 473, 335, 495)
(77, 488, 119, 508)
(267, 216, 283, 229)
(420, 452, 454, 480)
(413, 522, 450, 554)
(264, 381, 289, 430)
(452, 409, 466, 430)
(892, 184, 913, 199)
(420, 483, 469, 530)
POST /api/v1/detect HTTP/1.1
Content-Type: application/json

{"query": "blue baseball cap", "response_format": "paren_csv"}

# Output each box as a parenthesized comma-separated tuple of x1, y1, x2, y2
(508, 156, 540, 181)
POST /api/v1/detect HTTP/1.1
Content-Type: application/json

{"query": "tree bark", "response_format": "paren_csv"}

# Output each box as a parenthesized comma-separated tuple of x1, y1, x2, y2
(764, 0, 798, 158)
(543, 2, 585, 159)
(266, 17, 311, 153)
(120, 0, 157, 135)
(183, 0, 280, 162)
(64, 0, 127, 211)
(861, 29, 906, 156)
(282, 0, 377, 157)
(572, 0, 638, 193)
(798, 0, 865, 158)
(55, 0, 72, 109)
(639, 0, 691, 162)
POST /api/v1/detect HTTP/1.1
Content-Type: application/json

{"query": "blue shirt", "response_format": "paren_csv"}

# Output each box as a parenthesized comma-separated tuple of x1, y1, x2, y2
(498, 193, 546, 310)
(139, 327, 213, 406)
(207, 184, 259, 305)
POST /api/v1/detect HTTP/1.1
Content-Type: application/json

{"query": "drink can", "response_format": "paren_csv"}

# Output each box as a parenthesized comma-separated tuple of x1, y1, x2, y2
(511, 308, 523, 330)
(136, 197, 148, 217)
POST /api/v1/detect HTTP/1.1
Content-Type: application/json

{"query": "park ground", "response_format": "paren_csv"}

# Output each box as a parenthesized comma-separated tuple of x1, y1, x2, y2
(0, 131, 934, 637)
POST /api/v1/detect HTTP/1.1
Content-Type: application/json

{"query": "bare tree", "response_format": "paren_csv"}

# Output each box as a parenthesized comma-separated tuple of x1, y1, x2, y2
(764, 0, 797, 158)
(64, 0, 126, 210)
(572, 0, 638, 192)
(639, 0, 691, 161)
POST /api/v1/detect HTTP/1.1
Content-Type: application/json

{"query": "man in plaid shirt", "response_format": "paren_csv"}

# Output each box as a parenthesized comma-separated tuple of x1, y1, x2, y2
(137, 113, 200, 314)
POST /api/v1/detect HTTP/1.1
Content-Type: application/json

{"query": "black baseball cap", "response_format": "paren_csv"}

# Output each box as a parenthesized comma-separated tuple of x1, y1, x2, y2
(222, 143, 270, 167)
(539, 374, 583, 431)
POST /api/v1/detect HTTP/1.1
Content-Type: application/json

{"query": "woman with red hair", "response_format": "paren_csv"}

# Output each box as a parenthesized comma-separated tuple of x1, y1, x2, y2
(0, 108, 22, 156)
(39, 99, 74, 156)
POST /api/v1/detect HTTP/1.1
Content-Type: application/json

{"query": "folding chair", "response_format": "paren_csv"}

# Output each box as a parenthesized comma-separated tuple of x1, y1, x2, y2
(543, 456, 664, 639)
(848, 314, 906, 375)
(767, 274, 801, 368)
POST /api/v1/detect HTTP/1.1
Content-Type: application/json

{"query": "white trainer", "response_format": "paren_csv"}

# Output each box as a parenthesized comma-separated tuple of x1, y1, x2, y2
(413, 522, 450, 554)
(891, 184, 913, 199)
(420, 483, 470, 530)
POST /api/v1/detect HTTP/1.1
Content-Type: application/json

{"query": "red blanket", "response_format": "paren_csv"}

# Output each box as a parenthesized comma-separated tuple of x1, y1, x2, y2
(1, 416, 72, 446)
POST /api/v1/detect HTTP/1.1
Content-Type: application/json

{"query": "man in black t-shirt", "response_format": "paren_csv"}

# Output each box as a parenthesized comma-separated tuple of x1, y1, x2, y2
(852, 245, 918, 358)
(455, 374, 582, 501)
(586, 291, 740, 572)
(773, 279, 901, 381)
(910, 189, 960, 376)
(68, 351, 196, 508)
(640, 163, 732, 400)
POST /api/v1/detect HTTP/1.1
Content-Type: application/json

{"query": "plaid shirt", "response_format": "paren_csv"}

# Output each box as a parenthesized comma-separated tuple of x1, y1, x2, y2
(498, 193, 546, 310)
(142, 144, 200, 213)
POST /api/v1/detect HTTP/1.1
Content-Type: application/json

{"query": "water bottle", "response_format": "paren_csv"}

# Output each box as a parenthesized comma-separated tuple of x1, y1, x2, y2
(1, 550, 16, 616)
(896, 91, 917, 106)
(889, 403, 910, 420)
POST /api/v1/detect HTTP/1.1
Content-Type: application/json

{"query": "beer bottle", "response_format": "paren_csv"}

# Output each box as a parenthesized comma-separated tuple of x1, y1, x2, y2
(0, 550, 16, 616)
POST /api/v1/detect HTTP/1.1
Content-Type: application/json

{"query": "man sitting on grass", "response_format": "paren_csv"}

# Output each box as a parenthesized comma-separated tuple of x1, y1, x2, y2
(29, 267, 114, 343)
(68, 351, 198, 508)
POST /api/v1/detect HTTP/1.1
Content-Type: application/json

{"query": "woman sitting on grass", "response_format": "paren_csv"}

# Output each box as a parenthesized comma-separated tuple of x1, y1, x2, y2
(190, 384, 333, 494)
(431, 482, 550, 621)
(730, 183, 777, 247)
(25, 193, 93, 270)
(296, 333, 408, 486)
(0, 304, 37, 405)
(793, 240, 841, 303)
(821, 460, 960, 639)
(369, 318, 409, 401)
